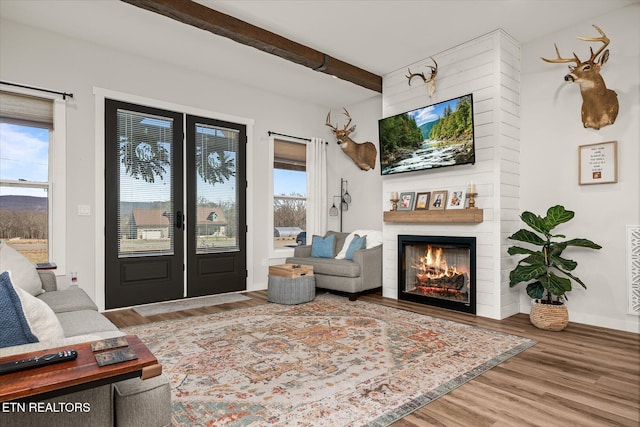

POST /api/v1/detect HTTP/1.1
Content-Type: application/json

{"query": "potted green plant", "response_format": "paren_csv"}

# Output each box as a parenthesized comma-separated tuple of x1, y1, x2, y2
(507, 205, 601, 331)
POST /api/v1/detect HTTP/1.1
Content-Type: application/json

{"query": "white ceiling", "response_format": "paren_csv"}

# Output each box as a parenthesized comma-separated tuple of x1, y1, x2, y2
(1, 0, 637, 107)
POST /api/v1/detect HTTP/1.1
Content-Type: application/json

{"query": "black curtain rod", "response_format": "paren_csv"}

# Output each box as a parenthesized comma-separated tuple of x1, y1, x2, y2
(0, 81, 74, 100)
(268, 131, 310, 142)
(268, 131, 328, 144)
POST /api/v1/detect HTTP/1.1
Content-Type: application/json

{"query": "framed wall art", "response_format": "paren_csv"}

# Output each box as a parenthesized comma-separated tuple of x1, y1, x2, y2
(446, 189, 466, 210)
(579, 141, 618, 185)
(414, 192, 431, 210)
(430, 190, 447, 210)
(398, 192, 415, 211)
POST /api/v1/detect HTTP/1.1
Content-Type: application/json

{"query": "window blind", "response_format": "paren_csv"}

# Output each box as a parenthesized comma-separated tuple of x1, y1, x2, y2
(0, 91, 53, 128)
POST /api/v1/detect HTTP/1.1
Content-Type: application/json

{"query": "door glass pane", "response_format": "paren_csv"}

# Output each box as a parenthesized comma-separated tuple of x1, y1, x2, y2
(117, 109, 174, 257)
(194, 123, 239, 254)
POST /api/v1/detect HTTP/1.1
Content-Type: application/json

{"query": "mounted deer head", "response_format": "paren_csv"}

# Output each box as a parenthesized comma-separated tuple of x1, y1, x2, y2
(326, 108, 377, 171)
(406, 57, 438, 97)
(541, 25, 619, 130)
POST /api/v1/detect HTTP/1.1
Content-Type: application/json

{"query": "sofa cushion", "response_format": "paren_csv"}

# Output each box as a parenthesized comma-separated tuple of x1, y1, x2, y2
(326, 231, 348, 254)
(57, 310, 120, 337)
(336, 230, 382, 259)
(0, 271, 39, 348)
(345, 235, 366, 260)
(0, 241, 43, 296)
(286, 256, 361, 278)
(38, 286, 99, 313)
(14, 283, 65, 341)
(311, 234, 335, 258)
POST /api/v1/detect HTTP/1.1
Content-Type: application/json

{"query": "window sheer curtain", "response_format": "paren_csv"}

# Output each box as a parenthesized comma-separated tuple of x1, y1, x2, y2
(306, 137, 327, 239)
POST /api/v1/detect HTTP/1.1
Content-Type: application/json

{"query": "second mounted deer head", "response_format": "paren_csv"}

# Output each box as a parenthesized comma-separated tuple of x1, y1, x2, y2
(541, 25, 619, 130)
(406, 57, 438, 97)
(326, 108, 377, 171)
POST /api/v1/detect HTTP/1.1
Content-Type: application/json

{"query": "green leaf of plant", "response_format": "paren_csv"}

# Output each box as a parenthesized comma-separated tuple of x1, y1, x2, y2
(548, 254, 577, 271)
(562, 238, 602, 250)
(559, 269, 588, 289)
(540, 273, 572, 297)
(548, 242, 568, 256)
(508, 229, 546, 246)
(507, 246, 535, 256)
(521, 211, 549, 235)
(526, 281, 545, 299)
(509, 264, 547, 285)
(519, 253, 546, 266)
(544, 205, 574, 230)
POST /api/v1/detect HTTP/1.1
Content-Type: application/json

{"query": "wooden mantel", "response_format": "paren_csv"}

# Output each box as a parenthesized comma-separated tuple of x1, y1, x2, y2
(383, 209, 483, 224)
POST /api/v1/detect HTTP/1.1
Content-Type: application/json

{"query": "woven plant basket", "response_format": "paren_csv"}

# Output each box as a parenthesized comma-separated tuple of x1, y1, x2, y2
(530, 300, 569, 331)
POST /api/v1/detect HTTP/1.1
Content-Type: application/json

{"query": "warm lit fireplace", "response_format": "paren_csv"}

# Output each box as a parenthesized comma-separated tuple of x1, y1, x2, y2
(398, 235, 476, 314)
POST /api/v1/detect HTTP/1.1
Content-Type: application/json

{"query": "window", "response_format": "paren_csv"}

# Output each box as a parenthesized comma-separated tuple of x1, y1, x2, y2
(273, 139, 306, 249)
(0, 89, 66, 269)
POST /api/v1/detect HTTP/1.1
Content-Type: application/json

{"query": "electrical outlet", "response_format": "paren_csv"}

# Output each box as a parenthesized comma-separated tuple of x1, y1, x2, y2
(78, 205, 91, 216)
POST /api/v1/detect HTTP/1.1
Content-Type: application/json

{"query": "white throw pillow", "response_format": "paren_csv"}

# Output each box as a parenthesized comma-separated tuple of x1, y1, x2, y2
(335, 230, 383, 259)
(14, 283, 65, 341)
(0, 241, 44, 296)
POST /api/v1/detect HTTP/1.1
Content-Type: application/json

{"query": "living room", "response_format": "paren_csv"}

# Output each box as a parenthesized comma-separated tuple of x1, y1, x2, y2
(1, 0, 639, 425)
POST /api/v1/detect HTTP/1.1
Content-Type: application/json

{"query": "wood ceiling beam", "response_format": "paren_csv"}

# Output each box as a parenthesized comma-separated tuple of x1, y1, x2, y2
(120, 0, 382, 93)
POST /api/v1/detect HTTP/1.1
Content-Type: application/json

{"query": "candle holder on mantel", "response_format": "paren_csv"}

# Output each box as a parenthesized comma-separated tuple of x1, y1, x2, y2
(466, 192, 478, 210)
(390, 193, 400, 211)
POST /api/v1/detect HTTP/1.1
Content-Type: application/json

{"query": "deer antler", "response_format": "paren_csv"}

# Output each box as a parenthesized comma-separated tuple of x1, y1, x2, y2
(325, 111, 337, 131)
(341, 108, 352, 130)
(406, 57, 438, 85)
(326, 109, 353, 133)
(542, 25, 610, 66)
(541, 43, 582, 66)
(576, 24, 610, 63)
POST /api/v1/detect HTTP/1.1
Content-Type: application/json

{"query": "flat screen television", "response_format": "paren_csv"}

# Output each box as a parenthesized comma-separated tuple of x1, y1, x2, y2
(379, 93, 475, 175)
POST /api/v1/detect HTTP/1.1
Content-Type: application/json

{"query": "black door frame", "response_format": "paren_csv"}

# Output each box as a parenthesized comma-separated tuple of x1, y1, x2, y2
(105, 99, 184, 309)
(105, 99, 247, 309)
(185, 115, 247, 297)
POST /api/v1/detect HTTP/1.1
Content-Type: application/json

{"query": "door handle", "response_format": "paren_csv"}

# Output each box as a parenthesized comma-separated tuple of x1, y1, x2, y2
(175, 211, 184, 229)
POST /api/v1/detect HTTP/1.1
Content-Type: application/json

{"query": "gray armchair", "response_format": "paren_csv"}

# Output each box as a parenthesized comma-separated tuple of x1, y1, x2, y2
(285, 231, 382, 300)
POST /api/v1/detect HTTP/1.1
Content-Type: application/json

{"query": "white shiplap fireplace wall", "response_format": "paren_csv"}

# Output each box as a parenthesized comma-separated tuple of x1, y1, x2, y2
(381, 30, 521, 319)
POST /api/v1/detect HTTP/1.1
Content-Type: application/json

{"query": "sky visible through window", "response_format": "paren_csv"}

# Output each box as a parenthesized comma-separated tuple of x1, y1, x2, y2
(274, 169, 306, 196)
(0, 123, 49, 197)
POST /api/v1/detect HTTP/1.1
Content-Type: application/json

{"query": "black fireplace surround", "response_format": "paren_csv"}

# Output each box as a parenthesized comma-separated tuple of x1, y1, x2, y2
(398, 235, 476, 314)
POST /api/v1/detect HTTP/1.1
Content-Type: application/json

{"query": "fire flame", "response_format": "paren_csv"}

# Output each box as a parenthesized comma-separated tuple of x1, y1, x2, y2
(412, 245, 461, 279)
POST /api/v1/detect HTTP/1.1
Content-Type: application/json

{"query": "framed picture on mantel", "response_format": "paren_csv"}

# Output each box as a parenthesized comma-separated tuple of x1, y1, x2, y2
(579, 141, 618, 185)
(398, 192, 415, 211)
(430, 190, 447, 210)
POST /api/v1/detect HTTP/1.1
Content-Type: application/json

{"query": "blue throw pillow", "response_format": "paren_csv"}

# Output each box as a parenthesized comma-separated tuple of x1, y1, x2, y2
(0, 271, 39, 348)
(345, 235, 367, 260)
(311, 234, 335, 258)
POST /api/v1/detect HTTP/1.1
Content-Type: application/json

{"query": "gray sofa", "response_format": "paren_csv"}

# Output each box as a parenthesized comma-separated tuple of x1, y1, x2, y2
(286, 231, 382, 301)
(0, 245, 171, 427)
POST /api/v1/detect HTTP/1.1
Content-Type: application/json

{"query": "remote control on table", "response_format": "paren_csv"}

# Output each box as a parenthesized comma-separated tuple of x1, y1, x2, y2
(0, 350, 78, 375)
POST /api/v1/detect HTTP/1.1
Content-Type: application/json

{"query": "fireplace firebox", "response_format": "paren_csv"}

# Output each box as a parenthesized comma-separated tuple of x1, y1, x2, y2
(398, 235, 476, 314)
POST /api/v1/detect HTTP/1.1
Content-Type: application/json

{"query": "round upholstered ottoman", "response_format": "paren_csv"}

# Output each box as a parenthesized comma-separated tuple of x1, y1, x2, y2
(268, 274, 315, 305)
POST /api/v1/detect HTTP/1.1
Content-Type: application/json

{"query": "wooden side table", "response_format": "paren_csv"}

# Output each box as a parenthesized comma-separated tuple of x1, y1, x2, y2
(0, 335, 161, 402)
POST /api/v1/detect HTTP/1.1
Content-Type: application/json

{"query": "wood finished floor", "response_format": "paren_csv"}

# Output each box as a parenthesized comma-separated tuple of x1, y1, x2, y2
(104, 290, 640, 427)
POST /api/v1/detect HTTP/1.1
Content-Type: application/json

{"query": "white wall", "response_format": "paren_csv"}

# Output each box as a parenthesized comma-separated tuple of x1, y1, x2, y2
(0, 18, 381, 308)
(381, 30, 521, 320)
(521, 4, 640, 332)
(326, 96, 383, 234)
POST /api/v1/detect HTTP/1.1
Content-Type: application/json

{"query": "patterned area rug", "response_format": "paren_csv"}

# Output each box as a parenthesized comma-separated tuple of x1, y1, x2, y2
(124, 294, 535, 426)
